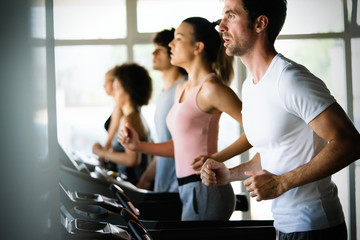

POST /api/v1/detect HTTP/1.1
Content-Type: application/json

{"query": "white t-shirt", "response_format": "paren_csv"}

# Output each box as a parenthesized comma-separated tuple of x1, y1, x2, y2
(242, 54, 344, 233)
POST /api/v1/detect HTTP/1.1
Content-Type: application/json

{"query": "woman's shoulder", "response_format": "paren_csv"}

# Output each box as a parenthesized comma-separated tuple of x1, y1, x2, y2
(174, 80, 187, 96)
(123, 112, 147, 138)
(123, 112, 141, 128)
(202, 75, 228, 94)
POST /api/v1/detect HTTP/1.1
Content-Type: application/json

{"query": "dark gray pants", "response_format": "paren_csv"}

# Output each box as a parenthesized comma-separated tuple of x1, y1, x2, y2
(278, 222, 347, 240)
(178, 181, 235, 221)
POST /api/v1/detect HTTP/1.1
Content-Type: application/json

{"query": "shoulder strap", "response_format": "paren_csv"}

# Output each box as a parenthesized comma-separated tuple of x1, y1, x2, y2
(195, 72, 216, 93)
(176, 81, 188, 102)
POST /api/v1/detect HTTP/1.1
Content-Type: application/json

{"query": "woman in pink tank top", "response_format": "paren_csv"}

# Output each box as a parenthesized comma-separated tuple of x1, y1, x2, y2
(119, 17, 252, 220)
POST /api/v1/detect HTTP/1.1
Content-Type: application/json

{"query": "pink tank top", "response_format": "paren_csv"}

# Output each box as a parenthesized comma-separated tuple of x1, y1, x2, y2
(166, 73, 221, 178)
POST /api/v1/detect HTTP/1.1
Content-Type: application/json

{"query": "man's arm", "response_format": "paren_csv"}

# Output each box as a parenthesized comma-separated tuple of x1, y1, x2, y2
(282, 102, 360, 190)
(244, 102, 360, 201)
(137, 157, 157, 189)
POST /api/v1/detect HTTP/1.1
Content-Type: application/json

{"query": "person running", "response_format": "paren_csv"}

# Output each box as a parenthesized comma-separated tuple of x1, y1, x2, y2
(119, 17, 249, 220)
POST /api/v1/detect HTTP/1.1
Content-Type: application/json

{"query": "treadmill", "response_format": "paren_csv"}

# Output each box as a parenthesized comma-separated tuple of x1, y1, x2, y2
(59, 149, 183, 220)
(59, 180, 275, 240)
(59, 150, 276, 239)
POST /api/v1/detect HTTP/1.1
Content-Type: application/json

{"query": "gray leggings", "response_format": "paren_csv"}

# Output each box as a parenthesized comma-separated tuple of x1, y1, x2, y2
(178, 181, 235, 221)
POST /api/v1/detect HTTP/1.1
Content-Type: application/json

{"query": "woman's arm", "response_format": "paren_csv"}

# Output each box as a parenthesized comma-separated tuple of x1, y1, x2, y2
(93, 112, 154, 167)
(92, 142, 140, 167)
(118, 124, 175, 158)
(198, 80, 253, 161)
(137, 157, 157, 189)
(104, 106, 122, 150)
(98, 146, 140, 167)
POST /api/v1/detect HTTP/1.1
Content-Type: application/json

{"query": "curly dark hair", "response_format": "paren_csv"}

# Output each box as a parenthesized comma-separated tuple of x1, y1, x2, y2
(113, 63, 152, 107)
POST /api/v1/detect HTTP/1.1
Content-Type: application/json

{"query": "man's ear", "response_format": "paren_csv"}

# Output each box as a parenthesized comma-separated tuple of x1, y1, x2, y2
(194, 41, 205, 55)
(255, 15, 269, 33)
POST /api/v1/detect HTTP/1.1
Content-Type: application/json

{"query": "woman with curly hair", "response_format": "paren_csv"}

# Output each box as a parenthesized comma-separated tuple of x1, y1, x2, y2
(93, 63, 152, 185)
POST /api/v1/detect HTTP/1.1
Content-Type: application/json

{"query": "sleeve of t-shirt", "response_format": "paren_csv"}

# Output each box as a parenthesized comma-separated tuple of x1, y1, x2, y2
(278, 63, 336, 124)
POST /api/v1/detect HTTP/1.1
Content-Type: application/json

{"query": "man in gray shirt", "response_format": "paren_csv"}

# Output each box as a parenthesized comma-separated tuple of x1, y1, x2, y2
(136, 28, 187, 192)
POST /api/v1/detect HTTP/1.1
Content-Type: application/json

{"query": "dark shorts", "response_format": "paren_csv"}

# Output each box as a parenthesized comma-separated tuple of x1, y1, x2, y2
(278, 222, 347, 240)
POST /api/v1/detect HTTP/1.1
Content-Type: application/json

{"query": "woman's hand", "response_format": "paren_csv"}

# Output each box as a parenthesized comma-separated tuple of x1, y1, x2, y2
(191, 156, 209, 174)
(118, 124, 140, 151)
(92, 142, 106, 164)
(200, 158, 230, 186)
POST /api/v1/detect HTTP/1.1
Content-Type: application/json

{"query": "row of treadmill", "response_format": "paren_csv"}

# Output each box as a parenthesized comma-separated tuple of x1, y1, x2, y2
(59, 149, 276, 240)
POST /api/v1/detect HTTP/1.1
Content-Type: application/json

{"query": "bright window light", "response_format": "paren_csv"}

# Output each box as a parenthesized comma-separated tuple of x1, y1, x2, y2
(54, 0, 126, 40)
(137, 0, 223, 33)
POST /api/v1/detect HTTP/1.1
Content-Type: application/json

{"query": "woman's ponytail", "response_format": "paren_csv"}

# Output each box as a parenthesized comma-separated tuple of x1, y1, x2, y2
(213, 35, 234, 86)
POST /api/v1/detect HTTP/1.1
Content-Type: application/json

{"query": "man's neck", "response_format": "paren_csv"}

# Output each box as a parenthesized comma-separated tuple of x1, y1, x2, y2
(161, 67, 184, 90)
(241, 44, 277, 84)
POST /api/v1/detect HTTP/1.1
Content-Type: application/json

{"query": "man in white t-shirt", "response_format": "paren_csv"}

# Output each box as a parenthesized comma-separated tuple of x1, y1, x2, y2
(199, 0, 360, 239)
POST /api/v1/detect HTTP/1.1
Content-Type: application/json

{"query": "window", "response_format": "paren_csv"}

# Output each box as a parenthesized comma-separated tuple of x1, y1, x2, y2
(352, 38, 360, 238)
(55, 45, 127, 152)
(275, 39, 347, 107)
(133, 44, 162, 138)
(352, 38, 360, 131)
(282, 0, 344, 34)
(31, 2, 46, 39)
(53, 0, 126, 39)
(137, 0, 223, 33)
(31, 1, 48, 159)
